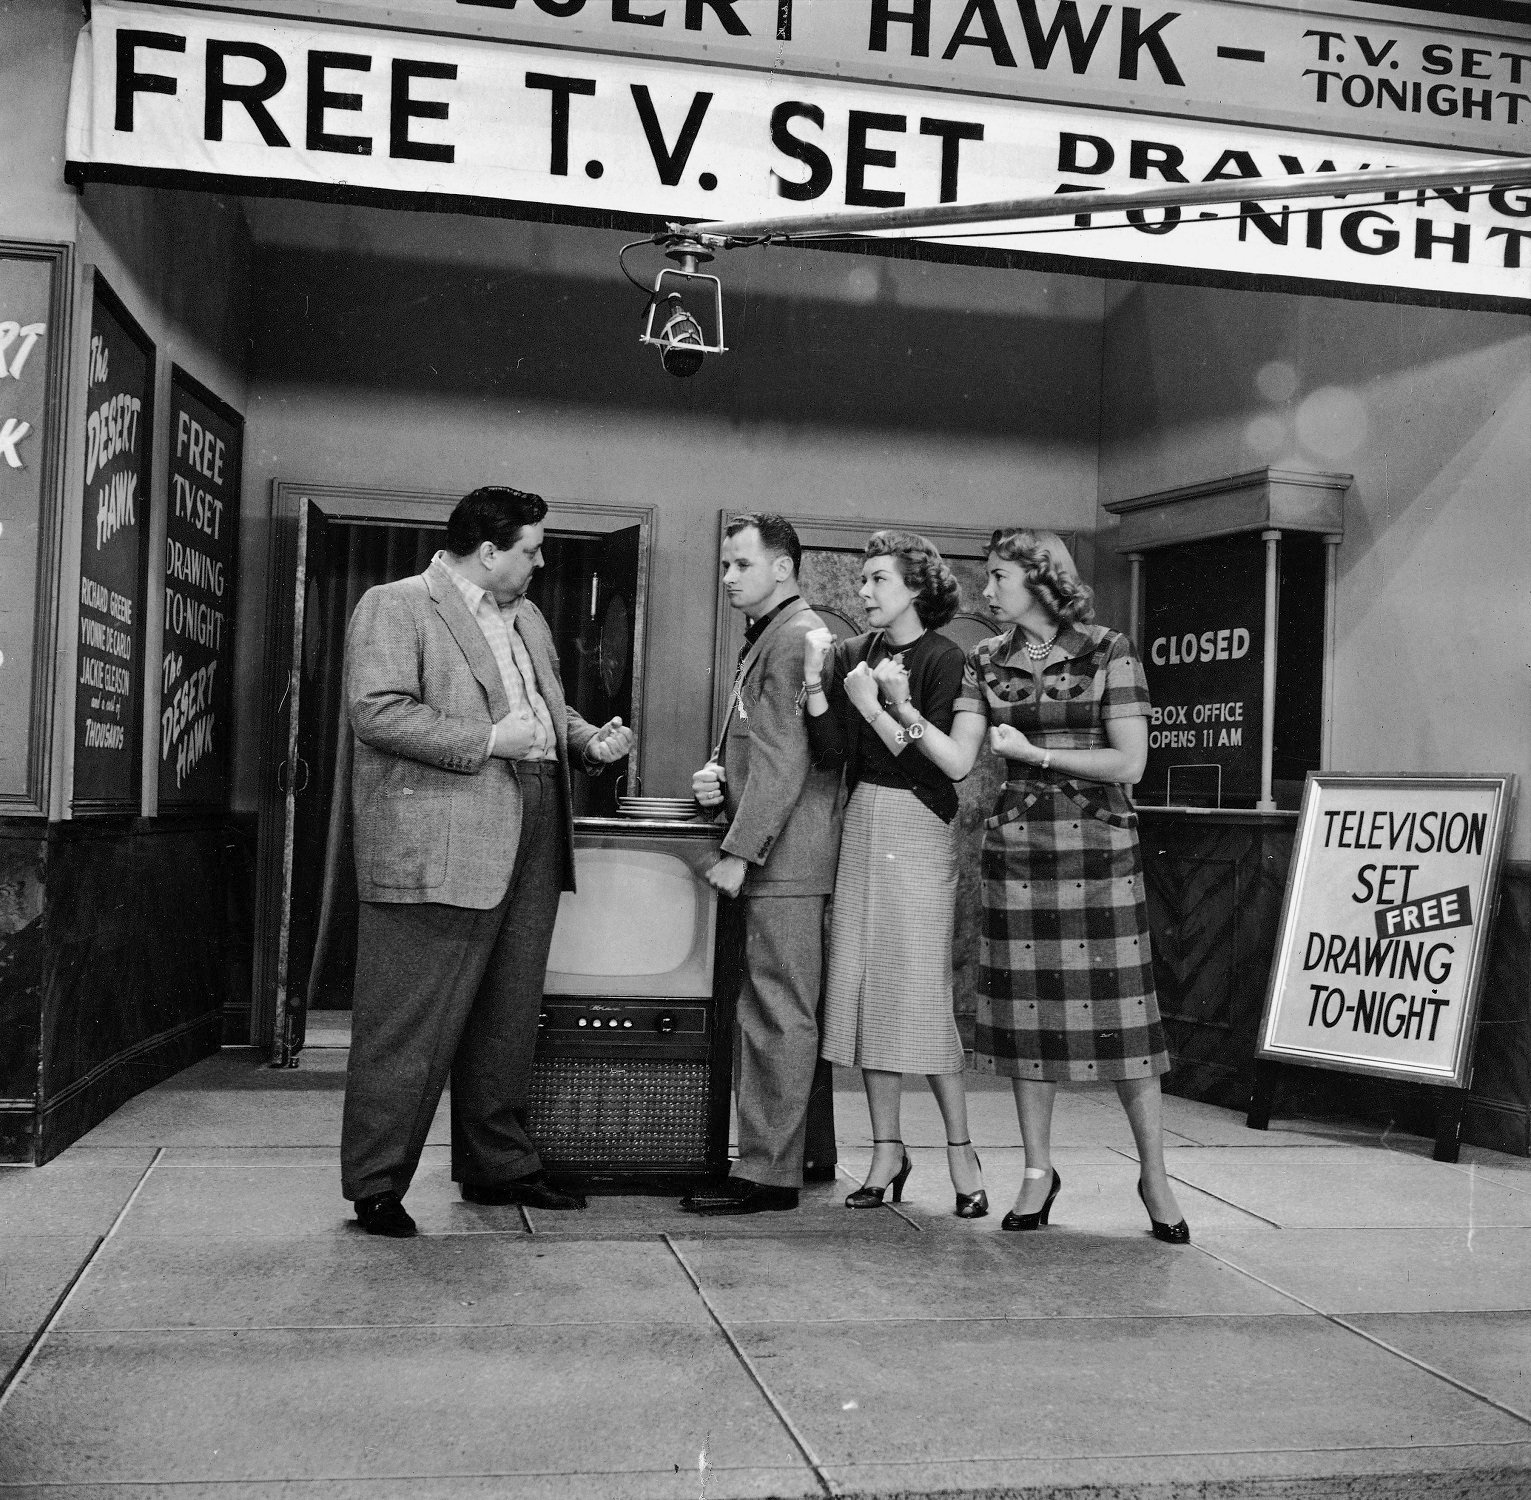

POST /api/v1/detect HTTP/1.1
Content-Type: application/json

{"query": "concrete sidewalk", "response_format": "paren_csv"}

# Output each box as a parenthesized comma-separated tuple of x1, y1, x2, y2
(2, 1039, 1529, 1499)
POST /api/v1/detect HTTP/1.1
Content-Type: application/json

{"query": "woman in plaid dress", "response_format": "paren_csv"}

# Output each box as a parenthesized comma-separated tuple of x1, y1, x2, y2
(803, 532, 987, 1218)
(890, 529, 1188, 1243)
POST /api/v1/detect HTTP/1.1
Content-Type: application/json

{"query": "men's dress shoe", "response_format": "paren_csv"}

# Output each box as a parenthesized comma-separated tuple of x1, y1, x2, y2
(679, 1179, 799, 1216)
(461, 1172, 587, 1211)
(353, 1192, 417, 1238)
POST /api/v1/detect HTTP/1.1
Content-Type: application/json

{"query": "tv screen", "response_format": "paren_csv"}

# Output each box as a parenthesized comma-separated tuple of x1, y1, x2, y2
(544, 842, 718, 998)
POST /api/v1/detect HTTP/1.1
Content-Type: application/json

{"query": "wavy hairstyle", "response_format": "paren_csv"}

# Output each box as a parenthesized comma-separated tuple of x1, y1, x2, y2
(864, 530, 960, 630)
(987, 528, 1095, 625)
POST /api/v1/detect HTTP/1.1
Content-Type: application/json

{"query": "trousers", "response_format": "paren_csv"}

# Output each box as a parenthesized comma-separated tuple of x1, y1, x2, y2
(340, 769, 561, 1202)
(733, 893, 826, 1189)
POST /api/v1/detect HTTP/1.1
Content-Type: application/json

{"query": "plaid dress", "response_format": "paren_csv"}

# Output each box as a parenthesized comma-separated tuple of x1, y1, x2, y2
(954, 624, 1168, 1083)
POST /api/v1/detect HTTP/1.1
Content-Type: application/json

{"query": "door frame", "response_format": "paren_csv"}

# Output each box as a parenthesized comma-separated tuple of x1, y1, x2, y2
(250, 482, 655, 1058)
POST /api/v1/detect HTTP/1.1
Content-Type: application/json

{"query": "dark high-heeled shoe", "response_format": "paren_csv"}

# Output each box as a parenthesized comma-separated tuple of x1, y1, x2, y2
(947, 1139, 988, 1219)
(1137, 1178, 1191, 1244)
(845, 1139, 912, 1208)
(1001, 1167, 1061, 1231)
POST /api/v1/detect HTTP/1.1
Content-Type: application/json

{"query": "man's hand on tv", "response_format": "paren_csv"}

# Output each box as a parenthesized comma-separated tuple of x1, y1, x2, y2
(586, 718, 633, 763)
(693, 760, 727, 809)
(706, 854, 747, 898)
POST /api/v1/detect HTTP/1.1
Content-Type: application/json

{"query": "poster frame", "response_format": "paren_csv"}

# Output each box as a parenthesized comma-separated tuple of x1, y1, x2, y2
(157, 363, 244, 814)
(1254, 770, 1517, 1091)
(0, 241, 73, 819)
(70, 270, 155, 818)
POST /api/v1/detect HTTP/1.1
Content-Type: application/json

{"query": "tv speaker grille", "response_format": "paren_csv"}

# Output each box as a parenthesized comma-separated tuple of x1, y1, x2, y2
(526, 1055, 712, 1169)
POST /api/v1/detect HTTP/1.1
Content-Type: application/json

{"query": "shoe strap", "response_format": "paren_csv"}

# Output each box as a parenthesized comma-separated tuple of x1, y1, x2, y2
(946, 1139, 972, 1147)
(871, 1138, 904, 1145)
(1023, 1166, 1052, 1179)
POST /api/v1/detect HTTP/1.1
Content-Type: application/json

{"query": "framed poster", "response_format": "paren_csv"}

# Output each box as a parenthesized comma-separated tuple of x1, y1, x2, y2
(158, 367, 241, 808)
(1256, 773, 1516, 1090)
(1140, 533, 1265, 807)
(0, 244, 66, 813)
(72, 272, 154, 813)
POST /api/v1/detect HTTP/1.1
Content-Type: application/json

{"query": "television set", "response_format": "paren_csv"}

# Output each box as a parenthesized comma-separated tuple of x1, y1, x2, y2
(528, 818, 735, 1186)
(544, 824, 721, 998)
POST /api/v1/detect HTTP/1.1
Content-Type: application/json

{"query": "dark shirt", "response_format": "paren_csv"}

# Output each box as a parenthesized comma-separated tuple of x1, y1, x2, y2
(742, 594, 801, 655)
(807, 629, 966, 824)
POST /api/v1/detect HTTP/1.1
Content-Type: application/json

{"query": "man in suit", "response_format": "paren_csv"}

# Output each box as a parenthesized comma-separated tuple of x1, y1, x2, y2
(681, 514, 843, 1216)
(341, 486, 632, 1237)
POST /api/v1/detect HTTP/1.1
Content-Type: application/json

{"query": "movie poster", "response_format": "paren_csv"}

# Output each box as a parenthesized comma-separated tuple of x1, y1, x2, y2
(158, 368, 241, 808)
(72, 274, 153, 811)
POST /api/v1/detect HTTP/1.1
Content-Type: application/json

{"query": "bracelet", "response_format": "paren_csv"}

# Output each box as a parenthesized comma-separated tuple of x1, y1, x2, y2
(804, 679, 825, 694)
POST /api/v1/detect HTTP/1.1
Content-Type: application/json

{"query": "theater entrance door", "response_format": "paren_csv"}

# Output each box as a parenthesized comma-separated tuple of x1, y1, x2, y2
(252, 485, 652, 1063)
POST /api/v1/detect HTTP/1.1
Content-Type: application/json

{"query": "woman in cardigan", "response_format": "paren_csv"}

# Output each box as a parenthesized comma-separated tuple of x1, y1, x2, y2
(887, 527, 1188, 1242)
(803, 531, 986, 1218)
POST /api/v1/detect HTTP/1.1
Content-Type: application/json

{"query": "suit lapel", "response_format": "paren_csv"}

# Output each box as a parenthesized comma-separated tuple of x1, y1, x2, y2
(741, 597, 810, 689)
(425, 564, 511, 721)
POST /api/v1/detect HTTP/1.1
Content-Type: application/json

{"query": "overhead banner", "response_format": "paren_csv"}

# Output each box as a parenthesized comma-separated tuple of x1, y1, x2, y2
(66, 2, 1531, 305)
(187, 0, 1531, 157)
(1256, 773, 1516, 1089)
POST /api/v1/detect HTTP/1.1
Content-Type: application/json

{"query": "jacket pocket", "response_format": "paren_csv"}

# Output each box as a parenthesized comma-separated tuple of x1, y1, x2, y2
(368, 789, 450, 889)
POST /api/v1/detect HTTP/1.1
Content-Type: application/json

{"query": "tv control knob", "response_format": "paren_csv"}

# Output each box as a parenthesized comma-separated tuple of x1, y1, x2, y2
(656, 1013, 676, 1034)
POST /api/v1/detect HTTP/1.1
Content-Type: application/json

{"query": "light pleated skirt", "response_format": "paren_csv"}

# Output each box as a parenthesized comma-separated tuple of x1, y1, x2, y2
(821, 782, 964, 1075)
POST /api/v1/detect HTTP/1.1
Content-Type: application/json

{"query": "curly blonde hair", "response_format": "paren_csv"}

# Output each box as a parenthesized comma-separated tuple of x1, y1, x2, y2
(865, 530, 960, 629)
(987, 528, 1095, 625)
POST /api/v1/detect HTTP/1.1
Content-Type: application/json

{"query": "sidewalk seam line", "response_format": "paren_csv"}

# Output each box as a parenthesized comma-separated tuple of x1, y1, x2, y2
(662, 1233, 836, 1499)
(0, 1146, 165, 1415)
(1197, 1242, 1531, 1431)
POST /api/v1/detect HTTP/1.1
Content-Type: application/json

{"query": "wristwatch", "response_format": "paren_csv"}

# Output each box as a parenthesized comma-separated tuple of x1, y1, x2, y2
(890, 698, 925, 741)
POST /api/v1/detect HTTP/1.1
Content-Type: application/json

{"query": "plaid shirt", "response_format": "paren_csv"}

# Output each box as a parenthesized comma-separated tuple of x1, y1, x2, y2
(432, 553, 558, 761)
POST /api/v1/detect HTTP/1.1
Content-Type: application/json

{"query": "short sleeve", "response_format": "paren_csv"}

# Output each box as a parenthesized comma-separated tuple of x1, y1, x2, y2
(916, 639, 966, 733)
(953, 648, 991, 719)
(1099, 633, 1151, 720)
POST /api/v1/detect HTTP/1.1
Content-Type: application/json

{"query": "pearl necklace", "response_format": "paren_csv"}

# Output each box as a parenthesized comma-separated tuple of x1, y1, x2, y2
(1020, 630, 1058, 661)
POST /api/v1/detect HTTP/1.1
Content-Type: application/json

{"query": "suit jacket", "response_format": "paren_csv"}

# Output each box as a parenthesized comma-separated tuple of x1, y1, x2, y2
(346, 563, 600, 908)
(719, 597, 843, 898)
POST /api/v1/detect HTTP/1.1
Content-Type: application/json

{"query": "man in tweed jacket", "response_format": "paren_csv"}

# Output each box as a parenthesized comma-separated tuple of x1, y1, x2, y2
(681, 514, 843, 1216)
(341, 487, 631, 1237)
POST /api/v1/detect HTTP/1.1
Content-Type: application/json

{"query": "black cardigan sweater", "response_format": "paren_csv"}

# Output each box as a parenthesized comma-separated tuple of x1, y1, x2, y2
(806, 629, 966, 824)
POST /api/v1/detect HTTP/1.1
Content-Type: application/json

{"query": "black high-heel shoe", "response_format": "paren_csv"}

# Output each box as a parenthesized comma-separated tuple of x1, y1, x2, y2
(1137, 1178, 1191, 1244)
(1001, 1167, 1061, 1231)
(946, 1139, 988, 1219)
(845, 1139, 912, 1208)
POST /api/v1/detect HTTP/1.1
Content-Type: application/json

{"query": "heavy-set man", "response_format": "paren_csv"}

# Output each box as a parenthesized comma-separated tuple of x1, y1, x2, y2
(341, 486, 631, 1237)
(681, 514, 843, 1216)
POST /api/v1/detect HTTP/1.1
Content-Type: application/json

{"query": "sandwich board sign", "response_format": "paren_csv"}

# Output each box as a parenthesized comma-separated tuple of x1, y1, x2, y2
(1250, 773, 1515, 1158)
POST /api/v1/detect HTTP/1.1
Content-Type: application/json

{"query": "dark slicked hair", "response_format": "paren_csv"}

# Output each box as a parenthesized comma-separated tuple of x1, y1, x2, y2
(447, 487, 549, 556)
(724, 512, 801, 574)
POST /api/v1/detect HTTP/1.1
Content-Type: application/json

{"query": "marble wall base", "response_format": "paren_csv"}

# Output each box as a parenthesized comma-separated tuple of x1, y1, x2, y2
(1141, 810, 1531, 1156)
(0, 817, 242, 1163)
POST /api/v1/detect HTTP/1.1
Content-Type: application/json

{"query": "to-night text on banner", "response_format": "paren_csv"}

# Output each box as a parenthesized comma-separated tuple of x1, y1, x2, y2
(65, 3, 1531, 305)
